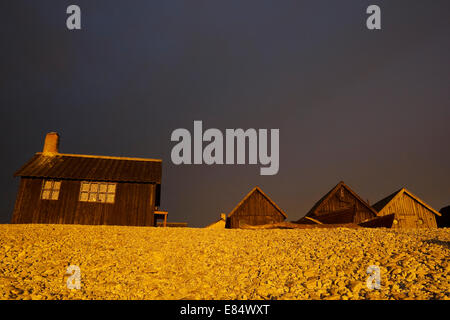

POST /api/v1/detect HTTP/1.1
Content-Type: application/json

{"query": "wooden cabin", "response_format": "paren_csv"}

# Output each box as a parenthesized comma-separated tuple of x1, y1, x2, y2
(226, 187, 287, 228)
(372, 188, 440, 229)
(11, 132, 163, 227)
(296, 181, 377, 225)
(437, 206, 450, 228)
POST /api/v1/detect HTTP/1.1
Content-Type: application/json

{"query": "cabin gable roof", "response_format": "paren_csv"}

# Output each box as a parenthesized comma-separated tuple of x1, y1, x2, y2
(305, 181, 378, 218)
(228, 186, 287, 219)
(14, 152, 162, 183)
(373, 188, 441, 216)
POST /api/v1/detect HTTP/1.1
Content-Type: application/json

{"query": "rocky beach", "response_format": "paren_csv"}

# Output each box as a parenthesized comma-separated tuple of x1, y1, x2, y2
(0, 224, 448, 300)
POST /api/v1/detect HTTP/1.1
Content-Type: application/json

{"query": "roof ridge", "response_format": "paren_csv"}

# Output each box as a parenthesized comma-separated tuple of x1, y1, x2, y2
(35, 152, 162, 162)
(14, 153, 162, 183)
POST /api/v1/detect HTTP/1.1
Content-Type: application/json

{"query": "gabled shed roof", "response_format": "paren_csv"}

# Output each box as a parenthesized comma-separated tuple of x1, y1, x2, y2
(228, 186, 287, 218)
(14, 152, 162, 183)
(372, 188, 441, 216)
(304, 181, 378, 217)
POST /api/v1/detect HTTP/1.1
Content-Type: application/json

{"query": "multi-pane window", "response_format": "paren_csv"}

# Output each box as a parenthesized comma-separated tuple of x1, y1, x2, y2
(41, 180, 61, 200)
(79, 181, 116, 203)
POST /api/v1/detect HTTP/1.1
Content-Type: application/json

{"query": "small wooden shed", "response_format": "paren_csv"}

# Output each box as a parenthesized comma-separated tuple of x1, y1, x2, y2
(372, 188, 440, 228)
(296, 181, 377, 225)
(11, 132, 163, 227)
(226, 187, 287, 228)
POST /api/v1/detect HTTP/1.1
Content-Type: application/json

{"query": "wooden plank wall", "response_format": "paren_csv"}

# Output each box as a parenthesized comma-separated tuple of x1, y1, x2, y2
(378, 193, 437, 228)
(11, 178, 156, 226)
(314, 186, 374, 224)
(228, 191, 285, 228)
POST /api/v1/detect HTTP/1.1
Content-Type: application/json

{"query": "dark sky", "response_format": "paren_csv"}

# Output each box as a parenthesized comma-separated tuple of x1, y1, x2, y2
(1, 1, 449, 227)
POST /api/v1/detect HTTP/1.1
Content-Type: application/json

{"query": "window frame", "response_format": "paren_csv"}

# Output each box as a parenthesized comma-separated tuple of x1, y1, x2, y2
(40, 180, 61, 201)
(79, 181, 116, 204)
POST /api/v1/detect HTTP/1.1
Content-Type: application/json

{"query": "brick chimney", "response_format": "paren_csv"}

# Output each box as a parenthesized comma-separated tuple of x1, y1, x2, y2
(43, 132, 59, 155)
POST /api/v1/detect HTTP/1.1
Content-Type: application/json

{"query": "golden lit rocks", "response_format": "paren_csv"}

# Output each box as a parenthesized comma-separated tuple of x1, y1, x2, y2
(0, 224, 448, 300)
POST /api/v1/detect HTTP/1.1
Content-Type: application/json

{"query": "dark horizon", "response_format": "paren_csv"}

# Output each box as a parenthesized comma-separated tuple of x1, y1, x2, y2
(1, 1, 449, 227)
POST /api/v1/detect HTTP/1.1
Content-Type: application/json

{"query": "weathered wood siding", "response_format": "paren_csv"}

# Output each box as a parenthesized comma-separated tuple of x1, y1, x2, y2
(227, 191, 285, 228)
(313, 186, 374, 224)
(377, 193, 437, 228)
(11, 178, 156, 226)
